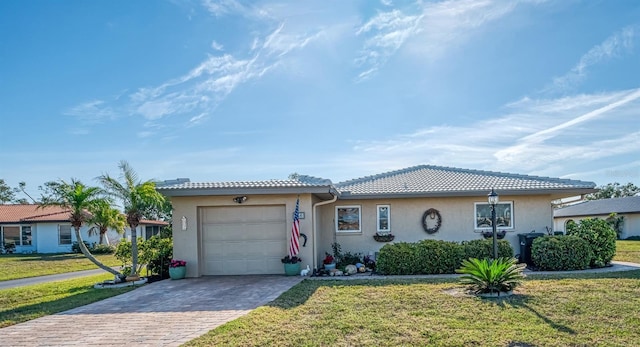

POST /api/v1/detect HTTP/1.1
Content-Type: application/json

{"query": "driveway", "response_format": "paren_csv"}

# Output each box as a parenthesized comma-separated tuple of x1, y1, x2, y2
(0, 275, 303, 347)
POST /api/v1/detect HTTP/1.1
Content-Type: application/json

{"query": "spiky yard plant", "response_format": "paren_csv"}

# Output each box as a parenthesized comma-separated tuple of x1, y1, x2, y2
(456, 257, 526, 295)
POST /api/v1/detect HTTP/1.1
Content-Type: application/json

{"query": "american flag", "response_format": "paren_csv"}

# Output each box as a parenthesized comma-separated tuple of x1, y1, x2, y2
(288, 198, 301, 257)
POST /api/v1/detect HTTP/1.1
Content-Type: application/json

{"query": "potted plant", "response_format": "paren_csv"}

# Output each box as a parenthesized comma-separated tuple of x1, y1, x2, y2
(323, 253, 336, 270)
(168, 259, 187, 280)
(281, 255, 302, 276)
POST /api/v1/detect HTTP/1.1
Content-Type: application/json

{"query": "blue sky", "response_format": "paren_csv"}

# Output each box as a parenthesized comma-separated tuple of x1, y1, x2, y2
(1, 0, 639, 199)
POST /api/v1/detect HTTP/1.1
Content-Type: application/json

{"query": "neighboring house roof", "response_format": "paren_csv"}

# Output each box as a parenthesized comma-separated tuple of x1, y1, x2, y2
(157, 165, 596, 199)
(157, 175, 336, 198)
(554, 196, 640, 218)
(0, 204, 168, 226)
(0, 205, 71, 223)
(336, 165, 596, 198)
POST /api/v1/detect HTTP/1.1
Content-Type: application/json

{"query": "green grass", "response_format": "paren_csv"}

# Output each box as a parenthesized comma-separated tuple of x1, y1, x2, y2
(614, 240, 640, 263)
(0, 273, 137, 328)
(0, 253, 120, 281)
(185, 271, 640, 346)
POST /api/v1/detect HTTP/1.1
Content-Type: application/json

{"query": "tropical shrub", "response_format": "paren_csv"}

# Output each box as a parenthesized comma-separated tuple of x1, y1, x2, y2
(567, 218, 616, 267)
(531, 236, 592, 271)
(461, 239, 514, 260)
(376, 242, 419, 275)
(414, 239, 465, 274)
(139, 235, 173, 277)
(71, 241, 94, 254)
(92, 244, 115, 254)
(456, 257, 526, 295)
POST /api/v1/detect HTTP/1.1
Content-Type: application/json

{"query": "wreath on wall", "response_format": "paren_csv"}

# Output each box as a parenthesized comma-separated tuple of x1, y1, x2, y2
(422, 208, 442, 234)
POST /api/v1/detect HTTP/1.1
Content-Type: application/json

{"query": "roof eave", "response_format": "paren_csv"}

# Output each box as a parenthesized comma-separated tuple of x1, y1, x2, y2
(337, 187, 598, 200)
(159, 185, 338, 197)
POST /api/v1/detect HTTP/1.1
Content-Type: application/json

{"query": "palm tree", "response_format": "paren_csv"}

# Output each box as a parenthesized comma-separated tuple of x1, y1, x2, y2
(40, 179, 124, 279)
(88, 200, 126, 245)
(98, 161, 166, 276)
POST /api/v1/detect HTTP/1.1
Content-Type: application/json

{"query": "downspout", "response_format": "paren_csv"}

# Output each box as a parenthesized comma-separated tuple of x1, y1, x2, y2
(312, 190, 338, 270)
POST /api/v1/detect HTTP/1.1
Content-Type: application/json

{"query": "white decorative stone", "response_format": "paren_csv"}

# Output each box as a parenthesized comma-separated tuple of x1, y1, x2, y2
(345, 264, 357, 275)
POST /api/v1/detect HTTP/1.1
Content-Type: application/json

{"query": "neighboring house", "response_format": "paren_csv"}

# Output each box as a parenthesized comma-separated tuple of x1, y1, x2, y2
(158, 165, 596, 277)
(553, 196, 640, 239)
(0, 204, 168, 254)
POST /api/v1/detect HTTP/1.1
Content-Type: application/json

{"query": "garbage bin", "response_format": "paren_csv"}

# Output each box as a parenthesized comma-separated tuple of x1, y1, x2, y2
(518, 233, 545, 266)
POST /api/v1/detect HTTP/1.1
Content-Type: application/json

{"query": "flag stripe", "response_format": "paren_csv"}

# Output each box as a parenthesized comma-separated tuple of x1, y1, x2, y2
(289, 198, 301, 257)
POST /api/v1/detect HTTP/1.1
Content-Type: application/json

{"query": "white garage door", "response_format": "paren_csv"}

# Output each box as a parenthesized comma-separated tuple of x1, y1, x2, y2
(201, 205, 286, 275)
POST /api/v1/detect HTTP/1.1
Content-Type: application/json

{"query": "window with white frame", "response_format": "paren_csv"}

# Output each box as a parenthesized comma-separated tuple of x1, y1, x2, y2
(377, 205, 390, 233)
(145, 225, 160, 239)
(59, 225, 72, 245)
(335, 206, 361, 233)
(21, 226, 32, 246)
(474, 201, 514, 229)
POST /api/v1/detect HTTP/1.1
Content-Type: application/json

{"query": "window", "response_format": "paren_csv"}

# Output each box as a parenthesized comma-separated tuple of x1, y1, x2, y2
(145, 225, 160, 239)
(335, 206, 361, 233)
(3, 226, 20, 246)
(474, 201, 514, 229)
(377, 205, 390, 233)
(21, 226, 32, 246)
(59, 225, 72, 245)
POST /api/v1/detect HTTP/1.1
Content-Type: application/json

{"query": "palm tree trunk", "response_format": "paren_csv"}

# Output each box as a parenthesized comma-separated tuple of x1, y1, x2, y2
(74, 227, 123, 279)
(130, 223, 138, 276)
(99, 231, 105, 245)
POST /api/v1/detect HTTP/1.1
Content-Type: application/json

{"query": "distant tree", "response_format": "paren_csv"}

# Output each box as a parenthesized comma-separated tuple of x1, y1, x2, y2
(87, 200, 127, 245)
(0, 179, 15, 204)
(586, 182, 640, 200)
(40, 179, 124, 280)
(13, 181, 37, 204)
(288, 172, 300, 180)
(98, 161, 166, 277)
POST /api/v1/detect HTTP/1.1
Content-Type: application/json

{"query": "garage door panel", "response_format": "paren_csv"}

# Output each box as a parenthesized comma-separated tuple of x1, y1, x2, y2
(201, 205, 287, 275)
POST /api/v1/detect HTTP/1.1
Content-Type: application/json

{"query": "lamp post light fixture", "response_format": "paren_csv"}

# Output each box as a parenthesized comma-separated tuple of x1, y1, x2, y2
(487, 188, 499, 260)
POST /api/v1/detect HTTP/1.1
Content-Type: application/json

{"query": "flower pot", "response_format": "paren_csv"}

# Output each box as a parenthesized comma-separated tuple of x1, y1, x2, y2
(324, 263, 336, 270)
(169, 266, 186, 280)
(283, 262, 301, 276)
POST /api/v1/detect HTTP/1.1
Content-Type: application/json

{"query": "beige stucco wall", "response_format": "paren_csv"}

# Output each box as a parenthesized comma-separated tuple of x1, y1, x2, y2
(169, 193, 315, 277)
(554, 213, 640, 239)
(317, 195, 555, 262)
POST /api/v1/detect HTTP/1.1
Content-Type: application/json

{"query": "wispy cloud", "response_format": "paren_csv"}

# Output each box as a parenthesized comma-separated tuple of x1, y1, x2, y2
(347, 88, 640, 178)
(210, 40, 224, 51)
(201, 0, 270, 19)
(354, 0, 523, 81)
(63, 100, 117, 123)
(546, 25, 639, 93)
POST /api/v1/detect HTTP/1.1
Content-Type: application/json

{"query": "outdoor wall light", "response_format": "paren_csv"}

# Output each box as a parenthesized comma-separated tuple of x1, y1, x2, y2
(181, 216, 188, 231)
(487, 188, 499, 259)
(233, 196, 248, 204)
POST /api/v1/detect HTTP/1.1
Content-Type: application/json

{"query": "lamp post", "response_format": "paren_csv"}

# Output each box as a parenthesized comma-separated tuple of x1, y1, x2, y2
(488, 188, 499, 260)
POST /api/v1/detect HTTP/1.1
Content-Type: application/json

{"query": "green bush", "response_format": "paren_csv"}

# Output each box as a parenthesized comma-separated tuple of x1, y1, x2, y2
(414, 240, 465, 274)
(531, 236, 592, 271)
(71, 241, 94, 253)
(567, 218, 617, 267)
(461, 239, 514, 260)
(92, 244, 115, 254)
(376, 242, 419, 275)
(139, 236, 173, 277)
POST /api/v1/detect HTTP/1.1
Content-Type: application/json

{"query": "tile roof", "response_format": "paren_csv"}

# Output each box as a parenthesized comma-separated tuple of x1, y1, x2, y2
(0, 205, 71, 223)
(336, 165, 596, 197)
(157, 175, 333, 190)
(554, 196, 640, 217)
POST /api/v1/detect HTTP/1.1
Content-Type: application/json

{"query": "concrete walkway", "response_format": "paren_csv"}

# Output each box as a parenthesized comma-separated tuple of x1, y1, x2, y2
(0, 275, 303, 347)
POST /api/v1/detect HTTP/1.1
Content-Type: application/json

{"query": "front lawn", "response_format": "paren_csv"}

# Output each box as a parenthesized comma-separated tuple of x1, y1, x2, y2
(0, 253, 120, 281)
(0, 273, 137, 328)
(614, 240, 640, 263)
(185, 270, 640, 347)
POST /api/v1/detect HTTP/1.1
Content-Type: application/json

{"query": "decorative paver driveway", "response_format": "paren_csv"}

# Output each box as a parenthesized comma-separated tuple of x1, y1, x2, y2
(0, 275, 303, 347)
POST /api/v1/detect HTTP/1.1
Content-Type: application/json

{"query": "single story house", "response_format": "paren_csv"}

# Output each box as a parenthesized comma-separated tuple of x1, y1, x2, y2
(158, 165, 596, 277)
(0, 204, 168, 254)
(553, 196, 640, 239)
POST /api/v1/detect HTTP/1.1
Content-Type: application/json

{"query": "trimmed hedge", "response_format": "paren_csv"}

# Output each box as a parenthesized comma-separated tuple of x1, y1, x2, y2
(531, 236, 592, 271)
(461, 239, 514, 260)
(567, 218, 617, 267)
(376, 239, 514, 275)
